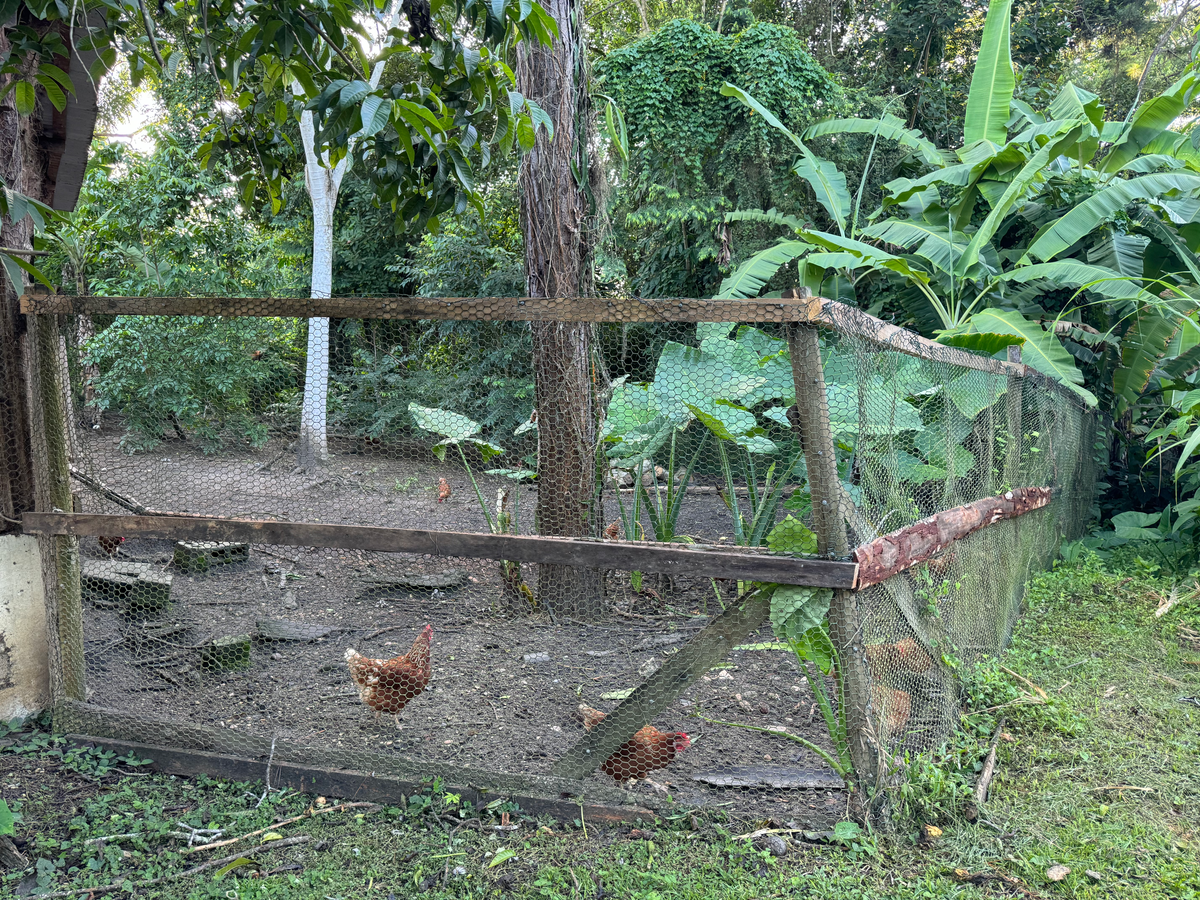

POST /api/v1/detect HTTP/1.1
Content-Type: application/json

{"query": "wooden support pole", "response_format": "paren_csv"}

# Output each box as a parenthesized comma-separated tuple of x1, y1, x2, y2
(29, 314, 85, 701)
(551, 589, 772, 780)
(1006, 344, 1025, 484)
(783, 300, 879, 797)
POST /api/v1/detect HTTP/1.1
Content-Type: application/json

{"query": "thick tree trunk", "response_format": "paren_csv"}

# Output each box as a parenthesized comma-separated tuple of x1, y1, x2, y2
(517, 0, 605, 620)
(0, 36, 38, 531)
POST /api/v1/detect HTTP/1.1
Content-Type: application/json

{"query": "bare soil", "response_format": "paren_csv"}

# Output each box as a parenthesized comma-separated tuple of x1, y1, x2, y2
(73, 431, 846, 824)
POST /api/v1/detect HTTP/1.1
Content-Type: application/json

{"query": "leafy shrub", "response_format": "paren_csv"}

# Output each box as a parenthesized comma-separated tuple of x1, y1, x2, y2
(85, 316, 303, 453)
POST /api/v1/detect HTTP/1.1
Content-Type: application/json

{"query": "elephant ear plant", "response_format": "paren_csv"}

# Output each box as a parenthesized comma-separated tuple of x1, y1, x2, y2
(408, 403, 534, 608)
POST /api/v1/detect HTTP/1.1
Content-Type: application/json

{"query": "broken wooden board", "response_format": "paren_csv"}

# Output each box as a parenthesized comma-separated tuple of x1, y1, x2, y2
(551, 590, 772, 780)
(254, 619, 341, 642)
(356, 568, 469, 593)
(174, 540, 250, 573)
(692, 766, 846, 790)
(81, 559, 173, 611)
(64, 735, 656, 825)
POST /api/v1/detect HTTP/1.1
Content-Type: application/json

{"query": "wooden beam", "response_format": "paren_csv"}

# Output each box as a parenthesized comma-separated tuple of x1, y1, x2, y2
(65, 735, 654, 825)
(853, 487, 1054, 588)
(784, 307, 878, 798)
(58, 700, 645, 809)
(21, 291, 826, 324)
(796, 294, 1028, 378)
(22, 513, 859, 588)
(550, 589, 773, 780)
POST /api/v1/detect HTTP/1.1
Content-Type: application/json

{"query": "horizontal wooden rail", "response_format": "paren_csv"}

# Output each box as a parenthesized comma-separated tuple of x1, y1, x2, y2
(22, 292, 822, 324)
(22, 289, 1053, 380)
(790, 291, 1028, 378)
(852, 487, 1054, 587)
(67, 735, 653, 824)
(22, 513, 859, 588)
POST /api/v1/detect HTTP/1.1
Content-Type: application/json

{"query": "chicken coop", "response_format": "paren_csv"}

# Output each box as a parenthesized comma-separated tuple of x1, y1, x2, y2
(11, 289, 1099, 824)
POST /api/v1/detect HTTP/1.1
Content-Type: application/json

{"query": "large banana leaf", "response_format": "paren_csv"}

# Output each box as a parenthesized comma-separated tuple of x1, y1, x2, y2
(1026, 172, 1200, 262)
(793, 155, 850, 233)
(1114, 307, 1182, 406)
(795, 229, 931, 283)
(964, 0, 1016, 146)
(721, 83, 850, 235)
(716, 240, 811, 299)
(1100, 73, 1198, 175)
(956, 124, 1084, 275)
(1132, 205, 1200, 284)
(1085, 230, 1147, 278)
(1001, 260, 1162, 308)
(952, 308, 1096, 405)
(802, 117, 944, 167)
(861, 217, 967, 276)
(726, 208, 805, 233)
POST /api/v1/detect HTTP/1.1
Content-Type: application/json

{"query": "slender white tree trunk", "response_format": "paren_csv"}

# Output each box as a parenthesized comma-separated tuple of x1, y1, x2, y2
(296, 112, 347, 470)
(295, 1, 401, 471)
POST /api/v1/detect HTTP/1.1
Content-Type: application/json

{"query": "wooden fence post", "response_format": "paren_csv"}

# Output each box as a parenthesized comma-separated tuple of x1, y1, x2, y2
(783, 294, 881, 804)
(29, 313, 85, 701)
(1005, 344, 1024, 485)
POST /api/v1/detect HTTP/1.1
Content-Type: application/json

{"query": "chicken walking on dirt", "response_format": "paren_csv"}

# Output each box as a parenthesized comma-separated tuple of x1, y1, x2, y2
(345, 625, 433, 726)
(574, 704, 690, 792)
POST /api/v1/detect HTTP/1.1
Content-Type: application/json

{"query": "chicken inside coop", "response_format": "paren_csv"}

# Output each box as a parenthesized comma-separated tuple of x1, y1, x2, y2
(345, 625, 433, 726)
(574, 704, 690, 794)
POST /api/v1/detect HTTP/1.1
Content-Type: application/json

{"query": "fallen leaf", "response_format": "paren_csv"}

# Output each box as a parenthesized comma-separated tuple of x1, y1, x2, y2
(260, 832, 282, 843)
(1046, 865, 1071, 881)
(1103, 685, 1117, 698)
(488, 847, 517, 868)
(214, 857, 257, 878)
(1085, 870, 1103, 881)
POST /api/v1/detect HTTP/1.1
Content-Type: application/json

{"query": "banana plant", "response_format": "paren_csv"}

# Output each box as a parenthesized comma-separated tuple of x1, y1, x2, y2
(715, 0, 1200, 412)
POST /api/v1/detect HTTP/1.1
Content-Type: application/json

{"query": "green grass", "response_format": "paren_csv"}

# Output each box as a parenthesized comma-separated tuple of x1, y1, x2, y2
(2, 551, 1198, 899)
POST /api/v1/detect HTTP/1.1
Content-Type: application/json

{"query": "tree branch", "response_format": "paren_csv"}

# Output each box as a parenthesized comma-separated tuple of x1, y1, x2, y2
(137, 0, 166, 68)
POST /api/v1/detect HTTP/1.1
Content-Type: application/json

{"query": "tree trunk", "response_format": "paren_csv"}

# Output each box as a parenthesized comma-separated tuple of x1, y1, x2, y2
(0, 34, 38, 531)
(294, 5, 399, 471)
(517, 0, 605, 620)
(296, 112, 345, 472)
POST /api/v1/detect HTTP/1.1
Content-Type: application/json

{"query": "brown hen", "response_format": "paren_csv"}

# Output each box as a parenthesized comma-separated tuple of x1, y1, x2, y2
(574, 704, 690, 784)
(345, 625, 432, 726)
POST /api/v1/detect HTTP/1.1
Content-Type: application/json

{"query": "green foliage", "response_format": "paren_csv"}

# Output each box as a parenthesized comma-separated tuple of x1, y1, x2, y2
(84, 316, 302, 454)
(595, 19, 846, 297)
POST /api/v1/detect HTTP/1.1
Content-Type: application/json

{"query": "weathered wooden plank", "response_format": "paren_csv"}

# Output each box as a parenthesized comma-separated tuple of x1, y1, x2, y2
(22, 513, 859, 587)
(550, 589, 772, 780)
(853, 486, 1054, 588)
(785, 309, 877, 796)
(57, 701, 642, 808)
(796, 294, 1027, 378)
(65, 735, 654, 824)
(21, 291, 823, 323)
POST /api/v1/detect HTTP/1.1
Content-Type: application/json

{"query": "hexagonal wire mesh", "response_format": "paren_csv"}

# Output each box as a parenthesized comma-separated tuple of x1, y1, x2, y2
(11, 291, 1098, 823)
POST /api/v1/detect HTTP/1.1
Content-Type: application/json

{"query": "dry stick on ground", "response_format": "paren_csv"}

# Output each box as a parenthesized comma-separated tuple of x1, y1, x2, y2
(183, 801, 379, 854)
(254, 735, 277, 809)
(37, 835, 314, 899)
(68, 466, 157, 515)
(973, 716, 1006, 807)
(359, 623, 417, 642)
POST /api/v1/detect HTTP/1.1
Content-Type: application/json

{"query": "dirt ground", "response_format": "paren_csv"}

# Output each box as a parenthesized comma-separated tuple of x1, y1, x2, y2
(71, 430, 848, 823)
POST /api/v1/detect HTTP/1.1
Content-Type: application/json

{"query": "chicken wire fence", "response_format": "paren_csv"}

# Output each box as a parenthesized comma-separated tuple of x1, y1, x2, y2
(10, 292, 1098, 821)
